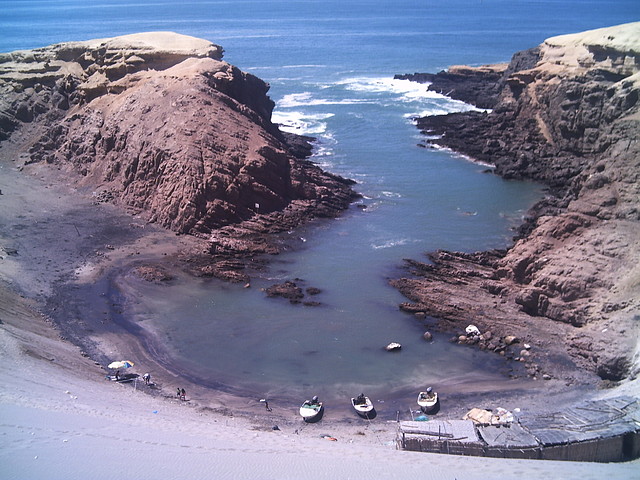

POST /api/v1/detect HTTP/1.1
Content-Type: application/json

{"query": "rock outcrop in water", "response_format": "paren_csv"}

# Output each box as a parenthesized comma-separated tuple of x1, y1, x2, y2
(0, 33, 358, 273)
(393, 23, 640, 384)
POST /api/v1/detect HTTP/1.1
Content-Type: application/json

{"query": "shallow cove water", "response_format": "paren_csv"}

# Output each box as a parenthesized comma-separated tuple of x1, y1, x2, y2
(114, 66, 545, 407)
(3, 0, 638, 412)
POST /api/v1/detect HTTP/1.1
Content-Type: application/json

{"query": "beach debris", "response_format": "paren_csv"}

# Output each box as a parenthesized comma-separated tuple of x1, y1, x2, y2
(464, 407, 514, 425)
(504, 335, 519, 346)
(320, 434, 337, 441)
(385, 342, 402, 351)
(272, 425, 280, 431)
(415, 415, 429, 422)
(465, 324, 480, 337)
(423, 331, 433, 341)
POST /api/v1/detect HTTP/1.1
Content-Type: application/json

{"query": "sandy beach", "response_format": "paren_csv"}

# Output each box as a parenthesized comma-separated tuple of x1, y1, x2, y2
(1, 23, 639, 476)
(1, 139, 639, 479)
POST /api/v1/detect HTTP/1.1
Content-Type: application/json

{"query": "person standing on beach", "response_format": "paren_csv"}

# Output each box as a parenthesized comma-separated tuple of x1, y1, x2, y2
(143, 373, 150, 385)
(181, 388, 186, 401)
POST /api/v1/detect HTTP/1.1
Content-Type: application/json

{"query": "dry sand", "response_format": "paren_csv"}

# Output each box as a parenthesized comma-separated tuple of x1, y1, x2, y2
(1, 159, 639, 479)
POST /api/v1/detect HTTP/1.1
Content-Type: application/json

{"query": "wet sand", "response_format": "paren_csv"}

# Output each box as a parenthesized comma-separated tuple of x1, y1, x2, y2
(2, 156, 639, 477)
(0, 156, 605, 417)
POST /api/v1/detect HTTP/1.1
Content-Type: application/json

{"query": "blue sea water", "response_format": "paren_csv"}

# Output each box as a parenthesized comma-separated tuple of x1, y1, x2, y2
(2, 1, 639, 408)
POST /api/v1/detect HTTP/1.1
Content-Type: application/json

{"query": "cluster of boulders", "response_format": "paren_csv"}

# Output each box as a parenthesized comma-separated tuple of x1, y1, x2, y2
(455, 325, 550, 379)
(129, 265, 174, 283)
(393, 23, 640, 384)
(264, 280, 322, 306)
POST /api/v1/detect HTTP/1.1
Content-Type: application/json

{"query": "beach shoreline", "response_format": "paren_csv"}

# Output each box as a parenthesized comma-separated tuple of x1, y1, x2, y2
(0, 155, 585, 416)
(2, 160, 639, 478)
(0, 151, 616, 414)
(1, 24, 638, 476)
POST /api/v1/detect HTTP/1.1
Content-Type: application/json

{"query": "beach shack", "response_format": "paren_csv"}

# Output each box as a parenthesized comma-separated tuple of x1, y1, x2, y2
(397, 396, 640, 463)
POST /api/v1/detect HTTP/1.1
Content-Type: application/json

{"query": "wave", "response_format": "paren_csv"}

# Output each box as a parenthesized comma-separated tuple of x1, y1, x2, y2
(281, 64, 328, 69)
(381, 191, 402, 198)
(271, 110, 334, 135)
(428, 144, 496, 168)
(330, 76, 489, 119)
(409, 103, 487, 119)
(370, 237, 414, 250)
(336, 76, 441, 99)
(277, 92, 371, 108)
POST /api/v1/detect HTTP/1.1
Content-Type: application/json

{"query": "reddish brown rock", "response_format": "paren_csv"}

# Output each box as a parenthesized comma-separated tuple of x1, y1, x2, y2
(0, 33, 360, 285)
(1, 32, 358, 241)
(392, 23, 640, 383)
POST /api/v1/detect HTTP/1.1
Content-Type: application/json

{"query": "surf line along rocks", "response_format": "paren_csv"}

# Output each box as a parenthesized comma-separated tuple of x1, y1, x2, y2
(0, 32, 360, 285)
(391, 22, 640, 386)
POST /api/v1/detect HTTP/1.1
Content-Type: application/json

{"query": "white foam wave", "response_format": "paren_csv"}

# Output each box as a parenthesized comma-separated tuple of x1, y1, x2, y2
(281, 64, 328, 69)
(429, 144, 496, 168)
(334, 76, 489, 119)
(337, 76, 441, 99)
(381, 191, 402, 198)
(278, 92, 370, 108)
(411, 102, 486, 118)
(272, 110, 334, 135)
(371, 238, 411, 250)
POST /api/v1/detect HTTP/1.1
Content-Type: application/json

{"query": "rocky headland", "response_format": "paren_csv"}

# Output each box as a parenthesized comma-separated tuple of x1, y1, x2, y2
(392, 23, 640, 386)
(0, 32, 358, 282)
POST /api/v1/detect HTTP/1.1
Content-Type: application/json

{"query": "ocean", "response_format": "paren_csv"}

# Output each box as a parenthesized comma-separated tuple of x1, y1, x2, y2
(2, 1, 638, 408)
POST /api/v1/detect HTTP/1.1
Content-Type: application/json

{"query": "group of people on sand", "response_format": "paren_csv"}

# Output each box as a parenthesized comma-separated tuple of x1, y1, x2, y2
(177, 387, 186, 401)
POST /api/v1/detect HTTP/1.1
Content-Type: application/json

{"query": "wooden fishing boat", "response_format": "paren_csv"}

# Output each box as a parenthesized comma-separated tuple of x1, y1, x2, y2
(417, 390, 439, 413)
(385, 342, 402, 351)
(300, 398, 324, 422)
(351, 395, 375, 418)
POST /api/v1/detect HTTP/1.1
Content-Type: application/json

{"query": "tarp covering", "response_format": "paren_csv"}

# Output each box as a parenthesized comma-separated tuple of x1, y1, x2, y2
(478, 422, 539, 448)
(518, 396, 639, 446)
(400, 420, 480, 443)
(398, 396, 640, 462)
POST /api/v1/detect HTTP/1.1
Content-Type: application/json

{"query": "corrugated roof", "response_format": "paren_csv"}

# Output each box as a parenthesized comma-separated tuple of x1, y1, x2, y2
(518, 396, 639, 446)
(478, 422, 539, 448)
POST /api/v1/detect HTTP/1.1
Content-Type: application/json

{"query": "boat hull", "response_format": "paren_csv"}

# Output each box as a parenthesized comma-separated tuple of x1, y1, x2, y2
(351, 397, 376, 419)
(300, 403, 324, 422)
(417, 392, 439, 413)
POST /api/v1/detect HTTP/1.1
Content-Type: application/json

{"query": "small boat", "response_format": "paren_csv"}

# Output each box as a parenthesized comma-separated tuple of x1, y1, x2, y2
(385, 342, 402, 351)
(300, 396, 324, 422)
(351, 394, 375, 419)
(417, 388, 439, 413)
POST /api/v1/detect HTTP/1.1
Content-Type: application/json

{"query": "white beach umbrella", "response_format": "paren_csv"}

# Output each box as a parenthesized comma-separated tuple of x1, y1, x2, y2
(108, 360, 134, 369)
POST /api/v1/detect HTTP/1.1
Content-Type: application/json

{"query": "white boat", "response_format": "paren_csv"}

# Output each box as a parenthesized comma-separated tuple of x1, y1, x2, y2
(299, 397, 324, 422)
(351, 395, 375, 419)
(417, 389, 439, 413)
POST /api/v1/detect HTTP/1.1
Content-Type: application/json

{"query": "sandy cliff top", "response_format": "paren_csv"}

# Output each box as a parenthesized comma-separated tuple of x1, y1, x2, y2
(65, 31, 223, 59)
(539, 22, 640, 79)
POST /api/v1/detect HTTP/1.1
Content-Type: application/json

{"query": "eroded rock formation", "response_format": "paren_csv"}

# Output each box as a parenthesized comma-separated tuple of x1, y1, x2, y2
(393, 23, 640, 383)
(0, 32, 357, 240)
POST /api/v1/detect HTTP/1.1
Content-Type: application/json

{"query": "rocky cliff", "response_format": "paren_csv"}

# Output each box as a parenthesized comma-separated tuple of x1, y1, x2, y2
(0, 32, 357, 248)
(393, 23, 640, 384)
